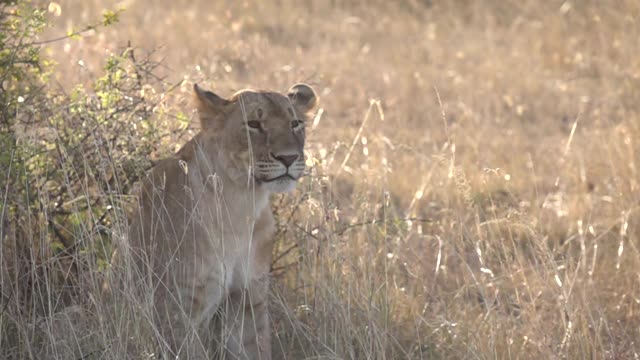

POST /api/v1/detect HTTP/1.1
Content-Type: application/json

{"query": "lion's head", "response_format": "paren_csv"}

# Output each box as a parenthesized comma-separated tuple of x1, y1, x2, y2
(193, 83, 317, 193)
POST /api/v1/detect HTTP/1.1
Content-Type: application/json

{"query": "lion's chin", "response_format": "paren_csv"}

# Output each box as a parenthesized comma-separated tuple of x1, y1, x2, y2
(260, 176, 298, 193)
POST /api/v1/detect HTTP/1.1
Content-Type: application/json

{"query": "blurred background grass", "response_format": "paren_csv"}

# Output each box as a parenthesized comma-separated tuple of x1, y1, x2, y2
(2, 0, 640, 358)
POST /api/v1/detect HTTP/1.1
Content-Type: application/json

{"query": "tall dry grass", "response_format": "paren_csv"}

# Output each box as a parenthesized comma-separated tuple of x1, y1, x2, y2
(2, 0, 640, 358)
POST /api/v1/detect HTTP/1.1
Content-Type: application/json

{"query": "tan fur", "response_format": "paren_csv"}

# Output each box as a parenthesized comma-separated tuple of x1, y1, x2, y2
(117, 83, 317, 359)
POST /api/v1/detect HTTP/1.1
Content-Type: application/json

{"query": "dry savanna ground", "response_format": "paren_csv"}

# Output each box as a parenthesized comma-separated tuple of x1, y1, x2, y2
(2, 0, 640, 359)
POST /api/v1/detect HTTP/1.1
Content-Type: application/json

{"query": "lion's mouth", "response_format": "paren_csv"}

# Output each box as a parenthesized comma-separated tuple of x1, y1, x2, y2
(260, 173, 297, 183)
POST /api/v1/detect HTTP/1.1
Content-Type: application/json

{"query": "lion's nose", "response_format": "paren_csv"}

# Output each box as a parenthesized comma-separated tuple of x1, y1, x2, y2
(271, 153, 299, 167)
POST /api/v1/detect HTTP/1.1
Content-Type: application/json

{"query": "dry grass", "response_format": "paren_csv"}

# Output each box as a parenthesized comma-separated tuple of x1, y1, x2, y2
(3, 0, 640, 358)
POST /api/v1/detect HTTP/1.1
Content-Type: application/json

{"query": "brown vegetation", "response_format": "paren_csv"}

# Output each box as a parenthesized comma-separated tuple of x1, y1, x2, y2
(2, 0, 640, 358)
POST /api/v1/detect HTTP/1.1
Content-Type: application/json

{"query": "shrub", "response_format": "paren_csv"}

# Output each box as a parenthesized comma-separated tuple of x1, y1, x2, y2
(0, 3, 187, 356)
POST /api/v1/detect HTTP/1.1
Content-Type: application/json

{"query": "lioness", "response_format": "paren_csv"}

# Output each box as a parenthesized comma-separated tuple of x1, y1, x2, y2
(123, 83, 317, 358)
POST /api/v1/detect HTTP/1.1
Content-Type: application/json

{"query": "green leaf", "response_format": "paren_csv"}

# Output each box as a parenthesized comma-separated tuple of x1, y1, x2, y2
(102, 10, 120, 27)
(66, 29, 81, 40)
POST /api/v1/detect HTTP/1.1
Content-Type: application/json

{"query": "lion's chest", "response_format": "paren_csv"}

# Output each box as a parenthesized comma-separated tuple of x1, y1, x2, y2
(187, 188, 269, 314)
(188, 225, 263, 320)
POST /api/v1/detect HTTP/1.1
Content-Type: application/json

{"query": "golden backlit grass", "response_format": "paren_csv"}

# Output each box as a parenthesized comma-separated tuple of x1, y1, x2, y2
(3, 0, 640, 358)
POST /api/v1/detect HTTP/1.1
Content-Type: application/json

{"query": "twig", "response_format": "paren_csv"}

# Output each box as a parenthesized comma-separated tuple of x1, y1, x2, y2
(272, 243, 299, 266)
(30, 24, 98, 46)
(334, 217, 432, 236)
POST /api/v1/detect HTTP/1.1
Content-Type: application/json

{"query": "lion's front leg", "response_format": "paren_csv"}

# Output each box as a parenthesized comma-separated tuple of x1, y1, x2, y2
(154, 263, 226, 359)
(214, 202, 274, 358)
(221, 276, 271, 360)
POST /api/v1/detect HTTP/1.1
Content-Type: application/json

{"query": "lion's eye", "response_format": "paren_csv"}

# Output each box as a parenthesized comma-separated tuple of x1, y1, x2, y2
(291, 120, 303, 129)
(247, 121, 262, 130)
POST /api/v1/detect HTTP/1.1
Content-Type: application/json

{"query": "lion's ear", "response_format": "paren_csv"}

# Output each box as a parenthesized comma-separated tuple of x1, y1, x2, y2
(194, 83, 230, 129)
(287, 83, 318, 113)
